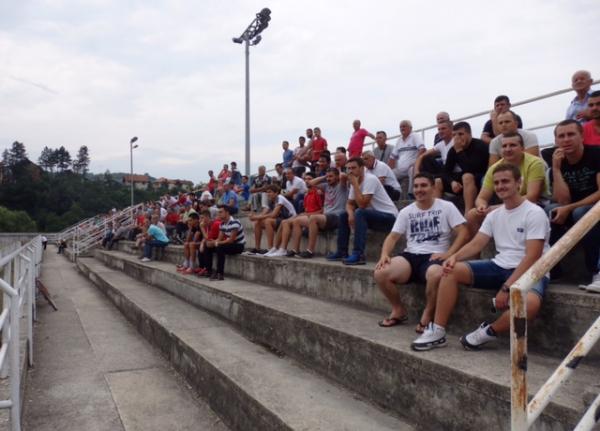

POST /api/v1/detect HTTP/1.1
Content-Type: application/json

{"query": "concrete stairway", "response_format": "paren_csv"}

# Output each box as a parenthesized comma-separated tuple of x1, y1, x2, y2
(75, 244, 600, 431)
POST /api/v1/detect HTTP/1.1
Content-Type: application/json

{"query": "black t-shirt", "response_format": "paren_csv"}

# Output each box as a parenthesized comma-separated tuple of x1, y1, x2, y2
(482, 114, 523, 138)
(445, 138, 489, 176)
(558, 145, 600, 203)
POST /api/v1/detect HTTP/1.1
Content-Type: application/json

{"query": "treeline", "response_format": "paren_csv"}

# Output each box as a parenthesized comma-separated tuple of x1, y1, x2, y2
(0, 141, 164, 232)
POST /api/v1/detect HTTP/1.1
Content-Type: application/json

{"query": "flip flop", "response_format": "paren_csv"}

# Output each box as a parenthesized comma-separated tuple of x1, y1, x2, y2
(378, 315, 408, 328)
(415, 321, 429, 334)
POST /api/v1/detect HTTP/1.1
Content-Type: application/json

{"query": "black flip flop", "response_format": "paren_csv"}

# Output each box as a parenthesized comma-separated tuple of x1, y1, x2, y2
(378, 315, 408, 328)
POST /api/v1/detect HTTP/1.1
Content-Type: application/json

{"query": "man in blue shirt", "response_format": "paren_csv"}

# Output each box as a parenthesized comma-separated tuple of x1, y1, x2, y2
(566, 70, 593, 123)
(282, 140, 294, 169)
(219, 181, 239, 215)
(141, 215, 169, 262)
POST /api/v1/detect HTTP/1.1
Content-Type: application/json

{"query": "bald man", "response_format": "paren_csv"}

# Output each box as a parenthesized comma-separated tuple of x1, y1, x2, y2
(566, 70, 594, 123)
(348, 119, 375, 158)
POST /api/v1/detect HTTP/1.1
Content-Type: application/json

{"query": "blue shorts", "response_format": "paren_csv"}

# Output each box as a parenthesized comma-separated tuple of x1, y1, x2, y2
(465, 260, 548, 298)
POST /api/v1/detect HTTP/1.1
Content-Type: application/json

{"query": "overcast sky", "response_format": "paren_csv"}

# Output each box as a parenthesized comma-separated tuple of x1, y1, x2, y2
(1, 0, 599, 184)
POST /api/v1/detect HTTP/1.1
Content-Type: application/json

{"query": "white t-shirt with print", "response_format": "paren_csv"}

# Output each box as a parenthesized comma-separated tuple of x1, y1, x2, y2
(392, 199, 465, 254)
(479, 199, 550, 269)
(348, 172, 398, 216)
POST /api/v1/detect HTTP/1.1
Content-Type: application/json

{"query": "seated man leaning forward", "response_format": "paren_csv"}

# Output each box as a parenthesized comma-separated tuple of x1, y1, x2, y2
(411, 163, 550, 351)
(327, 157, 398, 265)
(249, 184, 296, 254)
(374, 173, 468, 330)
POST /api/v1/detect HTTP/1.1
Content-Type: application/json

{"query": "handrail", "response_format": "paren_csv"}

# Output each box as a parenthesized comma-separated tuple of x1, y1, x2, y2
(509, 200, 600, 430)
(0, 235, 42, 431)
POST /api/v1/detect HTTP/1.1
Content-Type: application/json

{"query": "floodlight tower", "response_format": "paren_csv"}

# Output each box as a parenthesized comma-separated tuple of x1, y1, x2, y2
(232, 7, 271, 176)
(129, 136, 138, 207)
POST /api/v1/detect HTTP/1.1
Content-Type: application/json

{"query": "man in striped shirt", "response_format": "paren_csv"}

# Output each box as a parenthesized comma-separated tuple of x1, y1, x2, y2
(202, 205, 245, 281)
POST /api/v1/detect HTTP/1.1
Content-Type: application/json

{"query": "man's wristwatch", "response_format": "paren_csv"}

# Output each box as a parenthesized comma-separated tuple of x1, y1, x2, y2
(500, 284, 510, 293)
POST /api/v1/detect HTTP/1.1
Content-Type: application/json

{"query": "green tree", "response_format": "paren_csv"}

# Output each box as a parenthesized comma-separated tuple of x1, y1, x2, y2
(38, 146, 54, 171)
(0, 206, 37, 232)
(54, 146, 72, 172)
(8, 141, 27, 165)
(73, 145, 90, 175)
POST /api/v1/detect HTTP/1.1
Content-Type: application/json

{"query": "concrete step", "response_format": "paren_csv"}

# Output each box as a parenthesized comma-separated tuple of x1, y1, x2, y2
(75, 256, 414, 431)
(115, 240, 600, 360)
(87, 250, 596, 431)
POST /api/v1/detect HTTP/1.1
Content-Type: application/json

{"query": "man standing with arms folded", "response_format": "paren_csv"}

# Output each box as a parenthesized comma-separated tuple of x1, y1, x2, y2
(374, 173, 468, 331)
(347, 119, 375, 159)
(546, 120, 600, 289)
(411, 163, 550, 351)
(566, 70, 593, 122)
(327, 157, 398, 265)
(373, 131, 393, 164)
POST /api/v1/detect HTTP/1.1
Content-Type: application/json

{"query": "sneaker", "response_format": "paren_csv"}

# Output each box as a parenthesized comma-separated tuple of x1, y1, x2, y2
(460, 322, 497, 350)
(286, 250, 297, 257)
(141, 257, 152, 263)
(263, 247, 278, 257)
(582, 273, 600, 293)
(343, 253, 366, 266)
(298, 250, 314, 259)
(326, 251, 348, 261)
(247, 248, 261, 254)
(257, 249, 269, 255)
(270, 248, 288, 257)
(411, 323, 447, 351)
(209, 273, 224, 281)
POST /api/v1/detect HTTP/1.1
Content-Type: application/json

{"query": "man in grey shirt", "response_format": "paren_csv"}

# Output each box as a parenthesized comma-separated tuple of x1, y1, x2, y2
(290, 168, 348, 258)
(373, 131, 393, 164)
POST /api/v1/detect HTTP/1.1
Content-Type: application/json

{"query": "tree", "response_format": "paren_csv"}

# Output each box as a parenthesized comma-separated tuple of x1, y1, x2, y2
(54, 146, 72, 172)
(8, 141, 27, 165)
(38, 146, 54, 171)
(73, 145, 90, 175)
(0, 206, 37, 232)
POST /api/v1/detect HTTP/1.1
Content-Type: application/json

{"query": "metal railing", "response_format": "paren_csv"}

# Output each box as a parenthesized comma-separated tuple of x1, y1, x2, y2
(509, 200, 600, 430)
(71, 203, 143, 260)
(0, 236, 42, 431)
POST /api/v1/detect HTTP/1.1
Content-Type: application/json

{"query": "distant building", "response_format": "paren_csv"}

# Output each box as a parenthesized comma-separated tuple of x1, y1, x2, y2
(152, 177, 194, 191)
(122, 174, 151, 190)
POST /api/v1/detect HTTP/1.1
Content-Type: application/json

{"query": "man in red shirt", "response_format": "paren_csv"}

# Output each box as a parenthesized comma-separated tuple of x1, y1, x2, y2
(583, 91, 600, 146)
(310, 127, 328, 170)
(207, 170, 217, 196)
(347, 119, 375, 158)
(197, 210, 222, 276)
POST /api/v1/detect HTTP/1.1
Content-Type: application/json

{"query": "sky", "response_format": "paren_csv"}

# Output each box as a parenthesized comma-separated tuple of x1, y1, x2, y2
(1, 0, 599, 184)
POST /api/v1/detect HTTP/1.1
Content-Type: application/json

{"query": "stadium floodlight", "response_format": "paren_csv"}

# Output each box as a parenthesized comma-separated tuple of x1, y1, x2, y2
(129, 136, 139, 207)
(232, 7, 271, 176)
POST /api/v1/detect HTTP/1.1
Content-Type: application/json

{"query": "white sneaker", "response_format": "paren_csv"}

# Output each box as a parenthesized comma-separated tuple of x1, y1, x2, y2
(460, 322, 497, 350)
(270, 248, 288, 257)
(579, 274, 600, 292)
(411, 323, 447, 351)
(141, 257, 152, 262)
(263, 247, 278, 257)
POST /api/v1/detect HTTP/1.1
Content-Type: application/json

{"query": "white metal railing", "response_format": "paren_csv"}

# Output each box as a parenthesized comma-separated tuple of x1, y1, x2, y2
(71, 204, 143, 260)
(0, 236, 42, 431)
(509, 200, 600, 430)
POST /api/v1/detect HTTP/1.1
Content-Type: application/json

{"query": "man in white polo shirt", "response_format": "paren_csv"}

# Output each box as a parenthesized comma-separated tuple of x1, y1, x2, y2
(327, 157, 398, 265)
(388, 120, 425, 198)
(363, 150, 402, 201)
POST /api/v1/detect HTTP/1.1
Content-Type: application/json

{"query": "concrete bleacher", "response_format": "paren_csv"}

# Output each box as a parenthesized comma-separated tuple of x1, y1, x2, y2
(68, 216, 600, 431)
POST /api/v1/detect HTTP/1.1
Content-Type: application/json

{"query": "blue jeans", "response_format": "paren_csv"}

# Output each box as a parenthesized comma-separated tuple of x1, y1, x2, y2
(546, 203, 600, 274)
(337, 208, 396, 255)
(143, 240, 168, 258)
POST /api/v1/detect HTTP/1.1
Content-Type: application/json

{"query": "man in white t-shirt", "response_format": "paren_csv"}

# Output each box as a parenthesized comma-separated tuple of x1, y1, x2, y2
(327, 157, 398, 265)
(363, 150, 402, 201)
(374, 173, 468, 331)
(412, 163, 550, 351)
(283, 168, 307, 213)
(388, 120, 426, 197)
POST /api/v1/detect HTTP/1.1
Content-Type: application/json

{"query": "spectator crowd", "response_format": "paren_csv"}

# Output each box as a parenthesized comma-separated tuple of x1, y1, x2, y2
(102, 70, 599, 352)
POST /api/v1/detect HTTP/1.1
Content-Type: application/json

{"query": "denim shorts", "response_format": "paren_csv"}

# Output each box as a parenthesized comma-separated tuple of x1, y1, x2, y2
(465, 259, 548, 298)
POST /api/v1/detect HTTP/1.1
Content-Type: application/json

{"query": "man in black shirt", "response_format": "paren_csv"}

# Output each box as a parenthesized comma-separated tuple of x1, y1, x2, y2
(481, 95, 523, 144)
(443, 122, 489, 214)
(546, 119, 600, 288)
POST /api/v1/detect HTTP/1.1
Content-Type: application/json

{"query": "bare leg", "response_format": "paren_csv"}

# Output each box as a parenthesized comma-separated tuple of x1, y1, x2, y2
(307, 215, 326, 252)
(434, 262, 473, 328)
(374, 256, 412, 324)
(279, 218, 295, 249)
(462, 173, 477, 214)
(490, 292, 542, 333)
(420, 264, 443, 327)
(265, 219, 276, 249)
(290, 216, 309, 251)
(434, 178, 444, 198)
(254, 220, 264, 249)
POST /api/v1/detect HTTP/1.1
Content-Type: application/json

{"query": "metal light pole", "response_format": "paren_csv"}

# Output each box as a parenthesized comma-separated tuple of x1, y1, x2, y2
(129, 136, 138, 207)
(232, 7, 271, 176)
